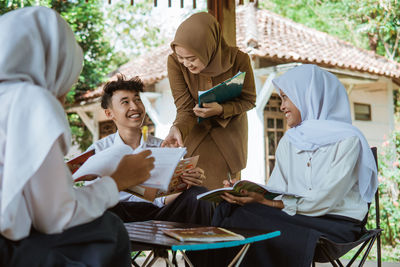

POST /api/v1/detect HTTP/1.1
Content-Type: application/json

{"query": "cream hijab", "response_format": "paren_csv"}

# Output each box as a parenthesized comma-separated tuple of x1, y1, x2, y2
(272, 64, 378, 202)
(0, 7, 83, 226)
(170, 12, 238, 77)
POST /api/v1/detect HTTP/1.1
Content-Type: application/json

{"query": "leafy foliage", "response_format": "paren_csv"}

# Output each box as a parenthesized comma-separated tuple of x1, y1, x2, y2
(0, 0, 163, 151)
(104, 0, 166, 58)
(347, 0, 400, 61)
(367, 132, 400, 248)
(50, 0, 124, 96)
(260, 0, 400, 61)
(0, 0, 118, 150)
(68, 113, 93, 151)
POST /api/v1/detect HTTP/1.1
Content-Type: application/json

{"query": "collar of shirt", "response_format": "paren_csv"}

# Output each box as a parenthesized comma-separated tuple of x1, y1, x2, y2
(113, 131, 126, 146)
(114, 130, 160, 150)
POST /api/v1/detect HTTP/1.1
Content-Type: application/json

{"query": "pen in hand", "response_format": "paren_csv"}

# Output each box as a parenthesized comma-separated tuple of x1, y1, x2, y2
(228, 172, 234, 187)
(142, 125, 148, 147)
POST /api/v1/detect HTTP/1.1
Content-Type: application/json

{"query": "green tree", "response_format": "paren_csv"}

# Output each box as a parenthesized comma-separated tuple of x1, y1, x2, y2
(104, 0, 166, 58)
(1, 0, 170, 150)
(349, 0, 399, 61)
(50, 0, 124, 96)
(259, 0, 400, 61)
(1, 0, 124, 150)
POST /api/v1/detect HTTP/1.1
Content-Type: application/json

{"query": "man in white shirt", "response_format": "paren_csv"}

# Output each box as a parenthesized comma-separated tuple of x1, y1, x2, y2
(87, 75, 214, 224)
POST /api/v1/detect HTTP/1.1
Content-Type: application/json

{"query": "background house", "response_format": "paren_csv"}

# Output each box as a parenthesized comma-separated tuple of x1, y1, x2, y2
(67, 4, 400, 184)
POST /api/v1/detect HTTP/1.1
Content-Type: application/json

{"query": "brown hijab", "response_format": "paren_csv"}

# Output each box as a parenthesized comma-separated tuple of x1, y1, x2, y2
(170, 12, 238, 77)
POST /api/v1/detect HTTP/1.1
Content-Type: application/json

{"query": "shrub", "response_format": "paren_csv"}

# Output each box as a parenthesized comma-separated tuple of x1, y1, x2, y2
(367, 132, 400, 247)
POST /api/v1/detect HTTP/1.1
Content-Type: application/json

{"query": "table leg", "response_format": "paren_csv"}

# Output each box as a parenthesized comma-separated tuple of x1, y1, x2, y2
(142, 250, 154, 266)
(145, 255, 160, 267)
(131, 251, 143, 267)
(179, 251, 194, 267)
(164, 257, 175, 267)
(142, 249, 175, 267)
(171, 251, 178, 267)
(228, 244, 251, 267)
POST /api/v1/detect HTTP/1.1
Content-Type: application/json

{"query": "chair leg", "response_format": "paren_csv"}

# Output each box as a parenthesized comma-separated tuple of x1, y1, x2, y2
(319, 245, 341, 267)
(345, 237, 374, 267)
(377, 234, 381, 267)
(358, 237, 377, 267)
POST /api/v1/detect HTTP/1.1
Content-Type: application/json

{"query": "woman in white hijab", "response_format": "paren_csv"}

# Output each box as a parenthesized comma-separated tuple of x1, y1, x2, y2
(188, 64, 378, 267)
(0, 6, 154, 267)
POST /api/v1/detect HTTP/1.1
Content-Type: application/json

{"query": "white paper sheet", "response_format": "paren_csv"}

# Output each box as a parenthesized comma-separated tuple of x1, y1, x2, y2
(72, 144, 187, 191)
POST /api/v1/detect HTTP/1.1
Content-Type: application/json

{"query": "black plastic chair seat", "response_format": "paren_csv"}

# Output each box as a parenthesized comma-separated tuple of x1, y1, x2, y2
(314, 229, 382, 263)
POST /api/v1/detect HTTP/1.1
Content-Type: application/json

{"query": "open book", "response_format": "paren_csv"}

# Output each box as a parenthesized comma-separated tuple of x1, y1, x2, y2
(198, 71, 246, 122)
(72, 144, 186, 190)
(155, 155, 199, 198)
(66, 149, 95, 174)
(70, 145, 199, 201)
(162, 227, 244, 242)
(127, 155, 199, 201)
(196, 180, 301, 203)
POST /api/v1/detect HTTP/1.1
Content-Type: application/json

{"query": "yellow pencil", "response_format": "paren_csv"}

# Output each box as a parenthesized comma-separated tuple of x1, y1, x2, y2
(142, 125, 148, 143)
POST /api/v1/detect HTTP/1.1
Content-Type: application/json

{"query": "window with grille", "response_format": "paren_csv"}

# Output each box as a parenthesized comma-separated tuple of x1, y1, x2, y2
(264, 94, 286, 182)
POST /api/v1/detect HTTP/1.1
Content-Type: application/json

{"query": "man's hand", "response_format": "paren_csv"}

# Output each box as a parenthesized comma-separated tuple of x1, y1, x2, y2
(161, 126, 183, 147)
(193, 102, 223, 118)
(111, 150, 155, 191)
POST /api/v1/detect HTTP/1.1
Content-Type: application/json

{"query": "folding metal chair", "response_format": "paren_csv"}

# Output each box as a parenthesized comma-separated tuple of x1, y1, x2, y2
(312, 147, 382, 267)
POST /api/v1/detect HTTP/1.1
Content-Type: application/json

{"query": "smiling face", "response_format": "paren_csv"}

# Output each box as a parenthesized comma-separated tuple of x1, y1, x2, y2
(279, 89, 302, 128)
(174, 45, 206, 74)
(105, 90, 145, 131)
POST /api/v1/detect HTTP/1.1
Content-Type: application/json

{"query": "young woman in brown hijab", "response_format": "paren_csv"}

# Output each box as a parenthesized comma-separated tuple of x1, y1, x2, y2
(162, 12, 257, 190)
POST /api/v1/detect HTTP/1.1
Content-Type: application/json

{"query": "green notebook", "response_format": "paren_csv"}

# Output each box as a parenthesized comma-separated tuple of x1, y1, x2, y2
(198, 71, 246, 123)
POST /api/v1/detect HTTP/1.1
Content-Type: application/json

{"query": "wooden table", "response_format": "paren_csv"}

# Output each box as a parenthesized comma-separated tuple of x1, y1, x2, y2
(124, 220, 280, 267)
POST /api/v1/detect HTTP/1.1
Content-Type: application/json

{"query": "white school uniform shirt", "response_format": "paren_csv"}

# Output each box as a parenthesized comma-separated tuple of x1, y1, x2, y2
(87, 131, 166, 207)
(0, 91, 120, 240)
(267, 135, 368, 221)
(0, 7, 121, 241)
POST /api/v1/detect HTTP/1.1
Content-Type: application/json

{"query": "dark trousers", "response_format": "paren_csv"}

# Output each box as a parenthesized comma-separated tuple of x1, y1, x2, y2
(0, 212, 131, 267)
(188, 202, 363, 267)
(109, 186, 215, 225)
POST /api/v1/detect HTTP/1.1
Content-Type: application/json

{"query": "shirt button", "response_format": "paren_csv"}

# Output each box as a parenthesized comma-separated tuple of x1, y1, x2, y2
(308, 188, 312, 190)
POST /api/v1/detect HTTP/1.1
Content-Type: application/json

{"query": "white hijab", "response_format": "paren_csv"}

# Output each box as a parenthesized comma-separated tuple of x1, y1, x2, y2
(272, 64, 378, 202)
(0, 7, 83, 225)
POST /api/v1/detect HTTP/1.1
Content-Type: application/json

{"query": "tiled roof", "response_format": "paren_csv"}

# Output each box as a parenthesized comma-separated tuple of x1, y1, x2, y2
(78, 5, 400, 101)
(242, 7, 400, 78)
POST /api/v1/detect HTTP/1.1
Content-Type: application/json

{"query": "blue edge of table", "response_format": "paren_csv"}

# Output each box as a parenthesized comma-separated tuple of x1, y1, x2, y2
(171, 230, 281, 251)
